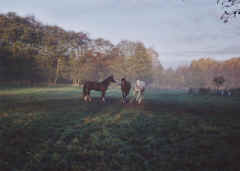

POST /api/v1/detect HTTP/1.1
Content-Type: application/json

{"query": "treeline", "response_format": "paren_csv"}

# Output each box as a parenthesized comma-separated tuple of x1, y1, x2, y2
(0, 12, 161, 86)
(0, 12, 240, 89)
(165, 58, 240, 89)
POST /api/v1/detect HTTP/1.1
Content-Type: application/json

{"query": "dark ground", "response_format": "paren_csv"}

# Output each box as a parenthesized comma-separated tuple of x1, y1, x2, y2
(0, 87, 240, 171)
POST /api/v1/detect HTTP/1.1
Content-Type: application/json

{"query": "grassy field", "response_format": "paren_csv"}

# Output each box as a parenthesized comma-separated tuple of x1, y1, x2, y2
(0, 86, 240, 171)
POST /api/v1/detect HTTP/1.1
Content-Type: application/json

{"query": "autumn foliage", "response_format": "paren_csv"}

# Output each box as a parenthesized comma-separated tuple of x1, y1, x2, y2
(0, 12, 240, 89)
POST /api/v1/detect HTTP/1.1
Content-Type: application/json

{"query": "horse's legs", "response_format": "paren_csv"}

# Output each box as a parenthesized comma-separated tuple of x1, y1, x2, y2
(122, 91, 126, 104)
(87, 91, 92, 102)
(83, 91, 88, 102)
(83, 85, 88, 102)
(136, 90, 142, 104)
(137, 91, 144, 104)
(135, 90, 139, 102)
(84, 95, 88, 101)
(138, 94, 142, 104)
(101, 91, 106, 102)
(88, 95, 92, 102)
(84, 90, 92, 102)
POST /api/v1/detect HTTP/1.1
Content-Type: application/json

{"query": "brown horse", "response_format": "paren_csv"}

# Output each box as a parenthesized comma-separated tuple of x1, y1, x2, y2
(83, 75, 116, 102)
(121, 78, 131, 104)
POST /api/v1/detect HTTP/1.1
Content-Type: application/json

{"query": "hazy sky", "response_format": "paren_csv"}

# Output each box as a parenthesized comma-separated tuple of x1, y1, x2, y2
(1, 0, 240, 68)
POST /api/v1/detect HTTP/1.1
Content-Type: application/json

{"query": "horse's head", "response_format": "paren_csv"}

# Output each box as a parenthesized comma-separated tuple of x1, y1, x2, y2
(109, 75, 116, 83)
(121, 78, 126, 86)
(136, 80, 140, 86)
(135, 80, 146, 90)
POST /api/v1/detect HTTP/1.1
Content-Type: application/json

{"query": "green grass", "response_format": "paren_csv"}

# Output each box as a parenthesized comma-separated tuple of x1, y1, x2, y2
(0, 86, 240, 171)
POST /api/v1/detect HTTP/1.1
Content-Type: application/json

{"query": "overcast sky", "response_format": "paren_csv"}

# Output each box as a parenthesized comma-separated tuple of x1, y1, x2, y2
(1, 0, 240, 68)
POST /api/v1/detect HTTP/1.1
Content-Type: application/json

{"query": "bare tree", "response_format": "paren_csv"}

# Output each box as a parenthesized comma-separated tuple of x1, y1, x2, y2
(217, 0, 240, 22)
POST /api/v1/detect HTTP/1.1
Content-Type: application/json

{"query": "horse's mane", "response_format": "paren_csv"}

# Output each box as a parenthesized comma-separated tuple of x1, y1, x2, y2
(102, 76, 112, 84)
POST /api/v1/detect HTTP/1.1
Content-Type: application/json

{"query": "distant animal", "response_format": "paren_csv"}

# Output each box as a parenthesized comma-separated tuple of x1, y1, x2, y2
(132, 80, 146, 104)
(220, 89, 225, 96)
(83, 75, 116, 102)
(121, 78, 131, 104)
(220, 89, 232, 96)
(227, 89, 232, 96)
